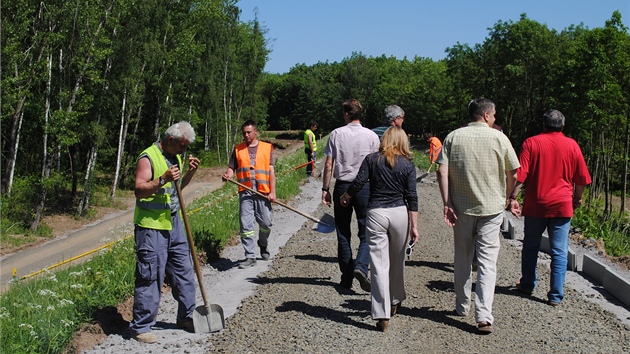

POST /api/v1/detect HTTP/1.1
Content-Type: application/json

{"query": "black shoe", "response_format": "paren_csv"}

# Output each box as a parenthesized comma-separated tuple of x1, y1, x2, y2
(353, 269, 371, 292)
(260, 247, 270, 260)
(515, 282, 533, 296)
(176, 317, 194, 333)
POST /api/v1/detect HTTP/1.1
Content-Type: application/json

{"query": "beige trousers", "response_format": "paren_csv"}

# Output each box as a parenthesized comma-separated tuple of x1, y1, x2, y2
(453, 212, 502, 324)
(367, 205, 409, 320)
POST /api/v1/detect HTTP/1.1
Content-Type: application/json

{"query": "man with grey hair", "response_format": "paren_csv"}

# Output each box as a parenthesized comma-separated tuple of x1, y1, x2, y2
(437, 98, 519, 334)
(372, 104, 405, 138)
(508, 109, 591, 307)
(130, 121, 201, 343)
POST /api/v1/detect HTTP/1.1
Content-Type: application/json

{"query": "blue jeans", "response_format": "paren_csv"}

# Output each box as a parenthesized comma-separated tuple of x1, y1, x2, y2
(520, 216, 571, 303)
(333, 181, 370, 285)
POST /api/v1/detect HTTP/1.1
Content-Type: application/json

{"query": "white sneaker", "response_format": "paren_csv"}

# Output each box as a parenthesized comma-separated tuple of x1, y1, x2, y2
(133, 332, 157, 343)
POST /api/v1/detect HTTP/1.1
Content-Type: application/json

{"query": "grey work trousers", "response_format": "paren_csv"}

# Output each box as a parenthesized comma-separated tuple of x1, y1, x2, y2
(130, 214, 196, 335)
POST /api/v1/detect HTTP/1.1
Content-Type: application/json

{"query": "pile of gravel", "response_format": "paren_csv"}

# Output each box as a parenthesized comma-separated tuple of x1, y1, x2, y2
(85, 177, 630, 353)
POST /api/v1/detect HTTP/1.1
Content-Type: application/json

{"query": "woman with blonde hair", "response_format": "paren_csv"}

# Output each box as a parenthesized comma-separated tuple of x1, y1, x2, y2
(340, 126, 419, 332)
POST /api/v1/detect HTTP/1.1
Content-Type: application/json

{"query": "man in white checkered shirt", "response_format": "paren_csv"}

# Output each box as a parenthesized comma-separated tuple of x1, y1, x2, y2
(436, 97, 519, 334)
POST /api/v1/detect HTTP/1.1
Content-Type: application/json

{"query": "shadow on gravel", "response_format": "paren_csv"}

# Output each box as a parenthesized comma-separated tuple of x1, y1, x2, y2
(276, 300, 374, 330)
(495, 285, 548, 305)
(294, 254, 337, 263)
(252, 276, 336, 287)
(211, 257, 241, 271)
(407, 306, 478, 333)
(407, 260, 454, 273)
(426, 280, 454, 293)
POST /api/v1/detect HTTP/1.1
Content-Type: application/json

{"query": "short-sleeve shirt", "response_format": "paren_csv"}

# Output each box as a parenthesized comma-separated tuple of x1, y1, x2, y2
(518, 131, 591, 218)
(325, 122, 380, 182)
(437, 122, 520, 216)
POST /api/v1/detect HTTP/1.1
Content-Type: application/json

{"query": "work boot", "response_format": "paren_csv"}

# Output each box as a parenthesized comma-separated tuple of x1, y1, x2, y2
(133, 332, 157, 343)
(177, 317, 194, 333)
(261, 247, 270, 260)
(238, 258, 257, 269)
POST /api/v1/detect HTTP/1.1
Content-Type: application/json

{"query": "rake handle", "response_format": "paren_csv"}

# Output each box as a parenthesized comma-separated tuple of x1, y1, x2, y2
(226, 178, 330, 227)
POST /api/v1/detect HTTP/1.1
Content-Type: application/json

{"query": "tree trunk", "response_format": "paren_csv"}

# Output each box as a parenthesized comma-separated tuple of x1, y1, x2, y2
(111, 89, 127, 198)
(620, 114, 629, 217)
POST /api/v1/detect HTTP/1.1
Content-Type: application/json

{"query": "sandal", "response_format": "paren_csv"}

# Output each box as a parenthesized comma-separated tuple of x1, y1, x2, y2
(477, 321, 493, 334)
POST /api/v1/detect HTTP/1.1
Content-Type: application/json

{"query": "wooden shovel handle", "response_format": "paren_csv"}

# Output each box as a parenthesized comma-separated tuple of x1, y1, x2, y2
(174, 180, 211, 309)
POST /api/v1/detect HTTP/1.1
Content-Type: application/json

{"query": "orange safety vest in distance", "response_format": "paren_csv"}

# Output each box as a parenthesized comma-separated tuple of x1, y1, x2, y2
(235, 141, 272, 194)
(429, 137, 442, 163)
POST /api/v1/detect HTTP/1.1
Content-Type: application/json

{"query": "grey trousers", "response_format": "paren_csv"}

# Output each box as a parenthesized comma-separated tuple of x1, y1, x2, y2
(239, 191, 273, 259)
(130, 215, 196, 335)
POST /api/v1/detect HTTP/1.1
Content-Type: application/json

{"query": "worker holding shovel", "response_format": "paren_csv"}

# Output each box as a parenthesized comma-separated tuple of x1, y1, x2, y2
(223, 119, 276, 269)
(130, 121, 200, 343)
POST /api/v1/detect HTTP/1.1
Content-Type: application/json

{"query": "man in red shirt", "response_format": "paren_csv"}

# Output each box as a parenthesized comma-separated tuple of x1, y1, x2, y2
(507, 109, 591, 306)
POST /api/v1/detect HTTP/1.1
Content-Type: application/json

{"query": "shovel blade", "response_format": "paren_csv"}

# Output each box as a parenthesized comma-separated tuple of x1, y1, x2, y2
(312, 213, 335, 233)
(193, 304, 225, 333)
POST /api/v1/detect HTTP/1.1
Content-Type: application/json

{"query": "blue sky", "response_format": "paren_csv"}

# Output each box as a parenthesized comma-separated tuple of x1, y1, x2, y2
(236, 0, 630, 74)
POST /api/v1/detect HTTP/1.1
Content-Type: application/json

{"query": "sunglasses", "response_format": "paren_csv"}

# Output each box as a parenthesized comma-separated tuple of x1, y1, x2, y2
(406, 240, 414, 260)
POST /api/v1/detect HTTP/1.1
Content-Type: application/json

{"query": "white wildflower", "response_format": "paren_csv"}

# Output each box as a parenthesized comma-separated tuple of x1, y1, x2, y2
(70, 284, 83, 289)
(59, 299, 74, 306)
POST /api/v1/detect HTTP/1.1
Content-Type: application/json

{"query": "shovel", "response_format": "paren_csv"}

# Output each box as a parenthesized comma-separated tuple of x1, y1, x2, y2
(226, 178, 333, 230)
(417, 162, 434, 181)
(174, 180, 225, 333)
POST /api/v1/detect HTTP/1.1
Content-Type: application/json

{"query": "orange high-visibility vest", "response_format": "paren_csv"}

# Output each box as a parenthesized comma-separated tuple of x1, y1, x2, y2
(429, 137, 442, 163)
(235, 141, 272, 194)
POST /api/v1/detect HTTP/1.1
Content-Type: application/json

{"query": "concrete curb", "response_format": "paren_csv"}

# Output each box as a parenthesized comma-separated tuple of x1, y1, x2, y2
(504, 215, 630, 307)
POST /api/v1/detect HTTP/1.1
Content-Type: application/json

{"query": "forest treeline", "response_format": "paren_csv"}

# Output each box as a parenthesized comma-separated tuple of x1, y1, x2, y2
(1, 2, 628, 235)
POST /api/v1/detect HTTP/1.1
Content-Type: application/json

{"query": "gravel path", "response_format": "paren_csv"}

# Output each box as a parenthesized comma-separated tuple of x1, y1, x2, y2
(85, 174, 630, 354)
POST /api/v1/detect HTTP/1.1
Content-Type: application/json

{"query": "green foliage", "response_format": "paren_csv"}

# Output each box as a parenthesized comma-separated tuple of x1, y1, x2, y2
(0, 238, 135, 353)
(573, 203, 630, 257)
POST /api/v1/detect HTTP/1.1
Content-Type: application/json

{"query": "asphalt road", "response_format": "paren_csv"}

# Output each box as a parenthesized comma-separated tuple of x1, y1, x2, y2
(0, 180, 222, 292)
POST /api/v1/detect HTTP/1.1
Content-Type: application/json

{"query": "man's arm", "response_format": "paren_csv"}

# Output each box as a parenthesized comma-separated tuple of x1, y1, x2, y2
(506, 171, 521, 217)
(436, 163, 457, 227)
(322, 156, 334, 205)
(268, 165, 277, 202)
(135, 156, 180, 199)
(573, 184, 586, 209)
(181, 154, 200, 189)
(308, 134, 315, 154)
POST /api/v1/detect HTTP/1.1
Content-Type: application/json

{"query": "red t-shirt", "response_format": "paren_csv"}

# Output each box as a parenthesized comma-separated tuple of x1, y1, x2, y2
(518, 132, 591, 218)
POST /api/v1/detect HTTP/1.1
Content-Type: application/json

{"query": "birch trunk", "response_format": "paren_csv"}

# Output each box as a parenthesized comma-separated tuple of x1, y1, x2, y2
(111, 89, 127, 198)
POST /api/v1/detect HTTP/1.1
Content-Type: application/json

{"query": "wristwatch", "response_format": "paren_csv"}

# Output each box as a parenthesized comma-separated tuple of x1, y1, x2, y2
(159, 176, 166, 185)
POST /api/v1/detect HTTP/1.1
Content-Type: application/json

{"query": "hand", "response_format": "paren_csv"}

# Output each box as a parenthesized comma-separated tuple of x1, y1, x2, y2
(322, 190, 331, 206)
(188, 154, 200, 170)
(268, 192, 277, 203)
(507, 199, 521, 218)
(222, 169, 233, 181)
(572, 198, 583, 209)
(443, 205, 457, 227)
(164, 165, 180, 182)
(409, 226, 419, 245)
(339, 193, 350, 207)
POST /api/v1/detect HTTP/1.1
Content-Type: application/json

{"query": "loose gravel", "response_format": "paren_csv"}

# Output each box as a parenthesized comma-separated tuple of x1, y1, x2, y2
(85, 175, 630, 354)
